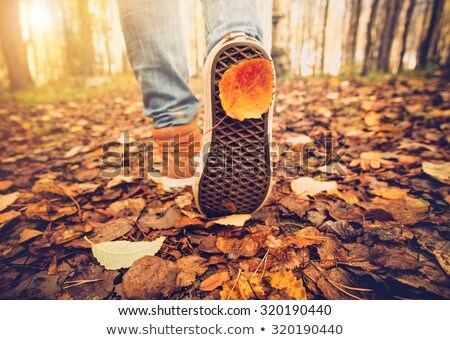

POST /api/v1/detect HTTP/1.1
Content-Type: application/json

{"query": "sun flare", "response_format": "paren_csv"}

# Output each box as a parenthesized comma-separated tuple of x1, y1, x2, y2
(27, 1, 53, 30)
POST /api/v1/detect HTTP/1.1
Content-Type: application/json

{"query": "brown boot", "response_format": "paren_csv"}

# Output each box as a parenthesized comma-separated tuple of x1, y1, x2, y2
(150, 118, 201, 190)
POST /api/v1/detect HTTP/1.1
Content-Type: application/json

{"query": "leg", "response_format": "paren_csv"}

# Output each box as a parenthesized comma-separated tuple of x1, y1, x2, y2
(194, 3, 274, 216)
(202, 0, 263, 54)
(118, 0, 198, 128)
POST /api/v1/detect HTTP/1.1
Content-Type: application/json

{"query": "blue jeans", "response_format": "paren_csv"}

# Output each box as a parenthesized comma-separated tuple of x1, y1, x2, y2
(118, 0, 263, 129)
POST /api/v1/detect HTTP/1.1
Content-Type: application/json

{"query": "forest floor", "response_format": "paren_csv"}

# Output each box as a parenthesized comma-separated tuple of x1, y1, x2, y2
(0, 72, 449, 300)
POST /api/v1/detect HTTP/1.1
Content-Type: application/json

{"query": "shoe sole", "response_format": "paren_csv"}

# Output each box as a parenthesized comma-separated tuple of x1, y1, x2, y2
(193, 34, 275, 217)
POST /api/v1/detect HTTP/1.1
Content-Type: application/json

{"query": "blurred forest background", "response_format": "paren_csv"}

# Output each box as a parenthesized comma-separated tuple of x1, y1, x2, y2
(0, 0, 449, 92)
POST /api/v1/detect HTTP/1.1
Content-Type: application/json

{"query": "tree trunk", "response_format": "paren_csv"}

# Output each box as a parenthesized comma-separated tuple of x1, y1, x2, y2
(398, 0, 416, 72)
(272, 0, 291, 76)
(376, 0, 403, 72)
(362, 0, 380, 75)
(0, 0, 34, 91)
(417, 0, 444, 69)
(342, 0, 362, 67)
(320, 0, 330, 75)
(77, 0, 95, 76)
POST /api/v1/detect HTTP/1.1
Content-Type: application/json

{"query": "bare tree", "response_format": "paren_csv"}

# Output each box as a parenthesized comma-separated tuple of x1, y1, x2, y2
(342, 0, 362, 68)
(362, 0, 380, 75)
(398, 0, 417, 72)
(417, 0, 445, 68)
(272, 0, 291, 76)
(377, 0, 404, 72)
(78, 0, 96, 76)
(0, 0, 34, 90)
(320, 0, 330, 75)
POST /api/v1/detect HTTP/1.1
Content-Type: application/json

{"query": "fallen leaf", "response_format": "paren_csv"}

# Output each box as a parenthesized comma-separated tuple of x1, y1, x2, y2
(289, 227, 325, 248)
(291, 177, 337, 198)
(369, 245, 422, 270)
(24, 200, 77, 221)
(89, 218, 135, 243)
(422, 162, 450, 185)
(206, 214, 252, 228)
(86, 236, 166, 270)
(0, 180, 14, 192)
(0, 210, 21, 230)
(371, 187, 409, 199)
(175, 193, 193, 209)
(200, 270, 230, 291)
(221, 274, 265, 300)
(176, 255, 208, 287)
(0, 192, 20, 212)
(139, 205, 182, 230)
(216, 234, 260, 259)
(123, 256, 179, 299)
(286, 134, 313, 145)
(106, 198, 146, 217)
(219, 59, 274, 121)
(19, 229, 44, 243)
(266, 269, 307, 300)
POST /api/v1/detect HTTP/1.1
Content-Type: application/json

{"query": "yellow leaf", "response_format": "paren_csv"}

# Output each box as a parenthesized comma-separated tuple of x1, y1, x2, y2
(372, 187, 408, 199)
(266, 269, 307, 300)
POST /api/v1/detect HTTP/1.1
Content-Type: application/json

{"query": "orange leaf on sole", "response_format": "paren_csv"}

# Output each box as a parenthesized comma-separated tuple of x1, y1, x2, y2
(219, 59, 274, 121)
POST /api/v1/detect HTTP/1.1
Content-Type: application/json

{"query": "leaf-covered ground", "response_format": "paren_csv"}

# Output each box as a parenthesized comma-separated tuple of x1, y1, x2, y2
(0, 73, 449, 300)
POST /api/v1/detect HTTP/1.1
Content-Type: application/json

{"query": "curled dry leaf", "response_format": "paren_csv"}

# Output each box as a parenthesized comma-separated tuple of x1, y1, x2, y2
(291, 177, 337, 198)
(123, 256, 179, 299)
(219, 59, 274, 121)
(86, 236, 166, 270)
(200, 270, 230, 292)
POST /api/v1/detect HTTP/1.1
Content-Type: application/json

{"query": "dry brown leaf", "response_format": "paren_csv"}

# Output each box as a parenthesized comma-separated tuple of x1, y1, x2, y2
(123, 256, 179, 299)
(290, 227, 324, 248)
(372, 187, 409, 199)
(200, 271, 230, 291)
(106, 198, 146, 217)
(216, 234, 260, 259)
(0, 210, 21, 230)
(176, 255, 209, 287)
(219, 59, 274, 121)
(19, 228, 44, 243)
(139, 205, 182, 230)
(24, 200, 77, 221)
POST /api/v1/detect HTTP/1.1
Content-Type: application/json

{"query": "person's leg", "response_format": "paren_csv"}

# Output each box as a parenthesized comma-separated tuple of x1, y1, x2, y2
(202, 0, 263, 54)
(194, 1, 274, 216)
(118, 0, 198, 129)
